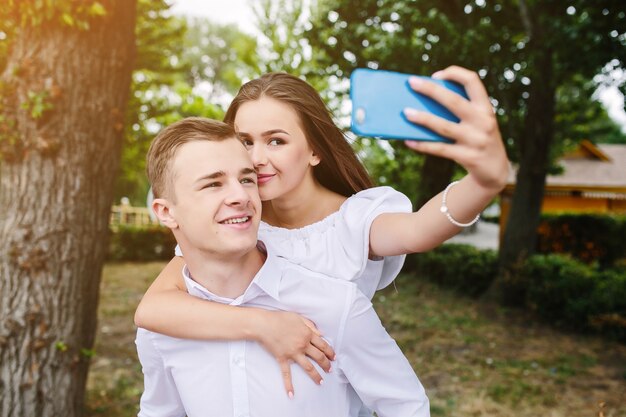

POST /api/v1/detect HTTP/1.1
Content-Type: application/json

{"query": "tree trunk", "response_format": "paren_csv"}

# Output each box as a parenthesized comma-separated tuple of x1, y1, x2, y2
(414, 155, 455, 209)
(0, 2, 136, 416)
(493, 45, 557, 304)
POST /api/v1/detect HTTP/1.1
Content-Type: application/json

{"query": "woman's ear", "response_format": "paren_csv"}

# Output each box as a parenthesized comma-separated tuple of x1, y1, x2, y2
(310, 152, 321, 167)
(152, 198, 178, 229)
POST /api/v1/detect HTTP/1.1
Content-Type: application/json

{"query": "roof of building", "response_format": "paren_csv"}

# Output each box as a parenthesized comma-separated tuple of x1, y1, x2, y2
(507, 141, 626, 191)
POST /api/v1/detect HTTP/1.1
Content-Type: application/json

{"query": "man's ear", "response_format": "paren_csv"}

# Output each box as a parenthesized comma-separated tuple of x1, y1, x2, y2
(152, 198, 178, 229)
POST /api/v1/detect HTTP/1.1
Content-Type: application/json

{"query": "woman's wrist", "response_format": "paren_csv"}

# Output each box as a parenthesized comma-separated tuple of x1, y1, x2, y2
(244, 307, 271, 343)
(466, 170, 507, 198)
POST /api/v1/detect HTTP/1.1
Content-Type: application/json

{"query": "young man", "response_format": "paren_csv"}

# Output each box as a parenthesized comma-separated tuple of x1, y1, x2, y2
(137, 117, 430, 417)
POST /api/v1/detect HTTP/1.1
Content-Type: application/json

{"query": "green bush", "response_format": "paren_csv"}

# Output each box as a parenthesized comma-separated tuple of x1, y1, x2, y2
(521, 254, 626, 341)
(521, 255, 596, 324)
(408, 244, 498, 297)
(108, 225, 176, 261)
(408, 244, 626, 342)
(537, 214, 626, 267)
(588, 269, 626, 341)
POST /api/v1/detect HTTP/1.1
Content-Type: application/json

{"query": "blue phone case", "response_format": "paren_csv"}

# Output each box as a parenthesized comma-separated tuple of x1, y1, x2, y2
(350, 68, 468, 143)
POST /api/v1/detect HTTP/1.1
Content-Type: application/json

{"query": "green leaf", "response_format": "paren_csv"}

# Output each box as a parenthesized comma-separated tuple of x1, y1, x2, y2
(89, 2, 107, 17)
(61, 13, 74, 27)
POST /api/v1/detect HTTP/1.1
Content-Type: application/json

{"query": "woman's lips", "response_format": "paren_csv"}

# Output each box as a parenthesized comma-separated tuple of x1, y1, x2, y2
(257, 173, 275, 185)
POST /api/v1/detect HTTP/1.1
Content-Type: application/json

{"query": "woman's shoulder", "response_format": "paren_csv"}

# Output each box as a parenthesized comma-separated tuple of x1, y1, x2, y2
(339, 186, 412, 217)
(259, 186, 411, 238)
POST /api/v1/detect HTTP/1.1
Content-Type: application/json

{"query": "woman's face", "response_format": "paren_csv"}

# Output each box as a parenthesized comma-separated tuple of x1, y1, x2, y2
(233, 96, 320, 202)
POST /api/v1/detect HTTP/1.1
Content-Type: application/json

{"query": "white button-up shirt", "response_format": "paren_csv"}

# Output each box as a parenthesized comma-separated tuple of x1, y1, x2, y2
(136, 245, 429, 417)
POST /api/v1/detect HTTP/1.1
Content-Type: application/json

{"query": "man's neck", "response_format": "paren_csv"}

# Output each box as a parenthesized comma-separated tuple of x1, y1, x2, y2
(181, 243, 266, 299)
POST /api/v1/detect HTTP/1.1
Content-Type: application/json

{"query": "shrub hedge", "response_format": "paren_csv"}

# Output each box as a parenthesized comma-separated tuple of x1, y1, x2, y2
(536, 213, 626, 267)
(407, 244, 497, 297)
(408, 244, 626, 342)
(107, 225, 176, 261)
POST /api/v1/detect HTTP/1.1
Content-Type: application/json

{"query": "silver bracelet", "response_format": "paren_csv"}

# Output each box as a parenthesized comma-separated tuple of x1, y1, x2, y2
(440, 181, 481, 227)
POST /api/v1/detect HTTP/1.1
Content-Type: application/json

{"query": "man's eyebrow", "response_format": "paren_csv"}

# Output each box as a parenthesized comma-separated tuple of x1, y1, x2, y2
(238, 129, 289, 138)
(195, 171, 225, 182)
(240, 167, 256, 176)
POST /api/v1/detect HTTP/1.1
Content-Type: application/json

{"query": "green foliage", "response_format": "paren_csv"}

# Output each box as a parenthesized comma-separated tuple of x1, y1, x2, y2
(0, 0, 107, 31)
(522, 254, 597, 325)
(588, 268, 626, 340)
(308, 0, 626, 158)
(407, 244, 498, 297)
(116, 1, 259, 205)
(107, 225, 176, 262)
(183, 18, 259, 99)
(80, 348, 96, 359)
(537, 214, 626, 267)
(252, 0, 335, 99)
(552, 75, 626, 165)
(21, 90, 53, 119)
(409, 243, 626, 341)
(521, 255, 626, 341)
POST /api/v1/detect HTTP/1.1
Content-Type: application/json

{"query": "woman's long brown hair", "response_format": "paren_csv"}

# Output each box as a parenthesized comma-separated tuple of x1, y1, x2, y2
(224, 72, 373, 197)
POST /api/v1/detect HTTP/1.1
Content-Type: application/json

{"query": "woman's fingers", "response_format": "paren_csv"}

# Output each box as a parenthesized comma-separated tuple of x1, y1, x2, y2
(408, 76, 473, 121)
(310, 333, 335, 361)
(306, 341, 332, 372)
(279, 361, 295, 398)
(403, 108, 466, 143)
(293, 354, 324, 384)
(404, 139, 472, 163)
(300, 317, 322, 336)
(432, 66, 493, 113)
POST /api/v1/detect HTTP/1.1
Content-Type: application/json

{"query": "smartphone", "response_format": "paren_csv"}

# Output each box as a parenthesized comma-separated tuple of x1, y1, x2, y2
(350, 68, 468, 143)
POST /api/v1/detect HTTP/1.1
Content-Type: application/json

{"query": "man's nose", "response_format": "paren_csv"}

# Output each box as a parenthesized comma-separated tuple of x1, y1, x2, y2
(225, 181, 250, 206)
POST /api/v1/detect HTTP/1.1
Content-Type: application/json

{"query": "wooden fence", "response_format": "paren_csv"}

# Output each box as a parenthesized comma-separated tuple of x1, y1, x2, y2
(110, 204, 160, 230)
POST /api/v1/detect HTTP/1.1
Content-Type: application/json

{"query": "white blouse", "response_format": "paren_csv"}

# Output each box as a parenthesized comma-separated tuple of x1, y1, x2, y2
(258, 186, 412, 299)
(175, 186, 412, 300)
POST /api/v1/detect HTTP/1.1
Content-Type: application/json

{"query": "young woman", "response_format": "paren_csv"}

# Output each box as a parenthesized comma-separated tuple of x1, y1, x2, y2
(135, 66, 509, 398)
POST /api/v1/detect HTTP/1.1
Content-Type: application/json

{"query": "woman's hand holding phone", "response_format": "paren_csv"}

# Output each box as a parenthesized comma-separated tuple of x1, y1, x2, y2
(403, 66, 509, 192)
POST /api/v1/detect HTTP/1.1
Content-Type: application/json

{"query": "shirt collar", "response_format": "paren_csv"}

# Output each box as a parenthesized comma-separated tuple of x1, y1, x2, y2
(182, 241, 283, 305)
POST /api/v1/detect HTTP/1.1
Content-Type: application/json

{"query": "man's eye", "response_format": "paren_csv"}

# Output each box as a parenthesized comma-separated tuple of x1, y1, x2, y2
(202, 182, 220, 189)
(241, 177, 256, 185)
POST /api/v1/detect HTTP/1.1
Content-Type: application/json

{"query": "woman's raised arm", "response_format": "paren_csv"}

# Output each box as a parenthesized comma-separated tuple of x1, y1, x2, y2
(369, 66, 509, 257)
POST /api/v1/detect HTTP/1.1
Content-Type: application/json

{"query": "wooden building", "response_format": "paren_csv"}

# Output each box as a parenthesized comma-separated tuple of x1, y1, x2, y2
(500, 140, 626, 230)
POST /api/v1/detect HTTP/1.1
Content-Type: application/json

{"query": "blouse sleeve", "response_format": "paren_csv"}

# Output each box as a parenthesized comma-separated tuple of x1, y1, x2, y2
(336, 186, 412, 290)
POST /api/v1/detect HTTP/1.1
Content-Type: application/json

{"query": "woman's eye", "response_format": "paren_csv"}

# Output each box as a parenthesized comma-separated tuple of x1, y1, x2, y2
(268, 138, 283, 146)
(241, 139, 253, 147)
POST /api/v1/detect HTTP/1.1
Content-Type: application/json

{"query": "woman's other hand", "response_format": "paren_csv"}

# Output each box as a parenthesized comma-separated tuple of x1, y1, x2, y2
(255, 310, 335, 398)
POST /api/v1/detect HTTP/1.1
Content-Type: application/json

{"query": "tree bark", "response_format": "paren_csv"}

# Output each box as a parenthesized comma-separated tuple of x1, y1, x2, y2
(0, 2, 136, 416)
(493, 44, 557, 304)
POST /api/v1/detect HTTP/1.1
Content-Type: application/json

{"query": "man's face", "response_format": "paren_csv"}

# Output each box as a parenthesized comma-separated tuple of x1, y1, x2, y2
(161, 138, 261, 257)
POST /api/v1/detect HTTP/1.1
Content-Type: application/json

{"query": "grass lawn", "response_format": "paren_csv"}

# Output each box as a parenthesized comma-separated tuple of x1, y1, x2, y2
(86, 262, 626, 416)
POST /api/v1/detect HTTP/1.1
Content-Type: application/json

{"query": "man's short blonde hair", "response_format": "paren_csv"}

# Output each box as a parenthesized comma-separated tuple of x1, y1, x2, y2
(146, 117, 237, 200)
